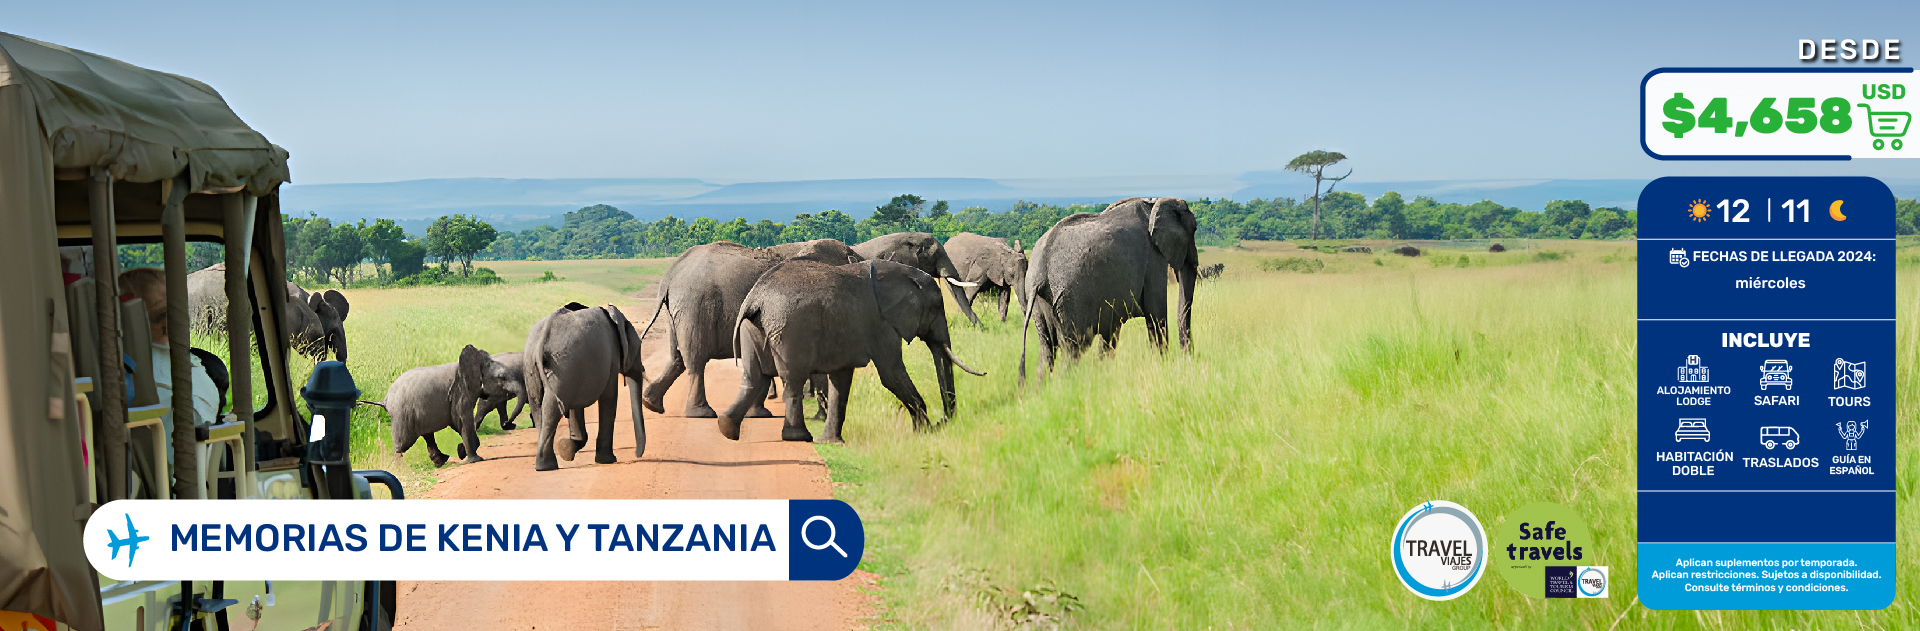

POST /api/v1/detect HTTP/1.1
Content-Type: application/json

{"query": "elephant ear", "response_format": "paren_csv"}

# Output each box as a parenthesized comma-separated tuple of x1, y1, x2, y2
(1147, 198, 1198, 271)
(321, 289, 350, 321)
(450, 345, 492, 423)
(870, 262, 931, 343)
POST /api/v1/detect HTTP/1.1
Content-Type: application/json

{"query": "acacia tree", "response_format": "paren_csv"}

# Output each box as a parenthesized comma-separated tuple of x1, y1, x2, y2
(1285, 150, 1351, 240)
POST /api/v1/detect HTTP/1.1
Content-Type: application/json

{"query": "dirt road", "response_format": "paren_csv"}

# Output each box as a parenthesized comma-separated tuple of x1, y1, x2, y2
(392, 337, 877, 630)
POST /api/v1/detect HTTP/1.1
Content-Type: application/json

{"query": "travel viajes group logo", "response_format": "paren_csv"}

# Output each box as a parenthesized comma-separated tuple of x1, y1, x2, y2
(1391, 500, 1486, 601)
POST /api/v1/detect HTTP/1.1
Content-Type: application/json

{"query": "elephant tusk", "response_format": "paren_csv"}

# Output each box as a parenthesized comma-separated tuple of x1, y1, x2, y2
(944, 277, 980, 288)
(940, 344, 987, 376)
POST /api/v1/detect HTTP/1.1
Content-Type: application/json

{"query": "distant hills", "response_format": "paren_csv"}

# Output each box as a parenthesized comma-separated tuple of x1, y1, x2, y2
(279, 175, 1920, 234)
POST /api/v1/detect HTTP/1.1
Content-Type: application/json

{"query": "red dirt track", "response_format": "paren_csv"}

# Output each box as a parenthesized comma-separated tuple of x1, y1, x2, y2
(392, 345, 877, 630)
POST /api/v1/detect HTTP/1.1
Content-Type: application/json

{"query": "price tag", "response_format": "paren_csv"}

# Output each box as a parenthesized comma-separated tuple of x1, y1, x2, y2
(1642, 68, 1914, 160)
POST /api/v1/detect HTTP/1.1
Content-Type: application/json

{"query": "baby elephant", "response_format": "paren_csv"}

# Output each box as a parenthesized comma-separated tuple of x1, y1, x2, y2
(720, 259, 986, 444)
(365, 346, 525, 466)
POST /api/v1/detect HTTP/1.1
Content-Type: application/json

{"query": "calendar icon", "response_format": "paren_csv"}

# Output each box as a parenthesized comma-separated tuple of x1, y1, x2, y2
(1668, 248, 1688, 268)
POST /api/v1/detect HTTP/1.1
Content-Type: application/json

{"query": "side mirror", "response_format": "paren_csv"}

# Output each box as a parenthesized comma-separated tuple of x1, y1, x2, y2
(301, 361, 358, 466)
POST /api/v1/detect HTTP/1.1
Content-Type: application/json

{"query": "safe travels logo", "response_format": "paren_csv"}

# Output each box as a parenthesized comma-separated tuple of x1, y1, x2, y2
(1391, 501, 1486, 601)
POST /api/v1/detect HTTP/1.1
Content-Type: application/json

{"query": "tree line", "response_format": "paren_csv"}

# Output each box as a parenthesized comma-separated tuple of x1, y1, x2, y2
(262, 192, 1920, 284)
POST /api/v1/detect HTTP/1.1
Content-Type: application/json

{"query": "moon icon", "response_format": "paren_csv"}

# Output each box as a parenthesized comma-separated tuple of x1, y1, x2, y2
(1829, 200, 1846, 222)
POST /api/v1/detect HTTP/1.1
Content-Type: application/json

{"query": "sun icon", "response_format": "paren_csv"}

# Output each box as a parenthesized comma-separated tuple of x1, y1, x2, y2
(1686, 199, 1712, 222)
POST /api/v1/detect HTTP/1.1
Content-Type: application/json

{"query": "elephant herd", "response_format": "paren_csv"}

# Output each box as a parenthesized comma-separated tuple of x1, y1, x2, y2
(325, 197, 1199, 472)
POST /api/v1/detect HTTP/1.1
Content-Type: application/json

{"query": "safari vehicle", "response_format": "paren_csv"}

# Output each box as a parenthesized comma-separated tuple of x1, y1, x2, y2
(0, 33, 399, 631)
(1759, 359, 1793, 390)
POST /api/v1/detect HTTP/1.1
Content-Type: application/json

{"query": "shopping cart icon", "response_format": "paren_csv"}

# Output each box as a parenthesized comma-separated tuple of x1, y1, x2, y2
(1859, 103, 1910, 151)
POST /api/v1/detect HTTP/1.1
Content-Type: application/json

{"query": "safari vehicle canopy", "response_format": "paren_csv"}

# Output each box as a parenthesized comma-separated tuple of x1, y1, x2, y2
(1, 32, 386, 631)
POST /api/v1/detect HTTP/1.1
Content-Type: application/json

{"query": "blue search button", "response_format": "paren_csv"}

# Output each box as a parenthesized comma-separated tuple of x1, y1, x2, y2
(787, 499, 863, 580)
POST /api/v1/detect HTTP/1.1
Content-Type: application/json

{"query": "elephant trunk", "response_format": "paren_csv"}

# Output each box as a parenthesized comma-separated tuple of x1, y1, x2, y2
(1175, 262, 1196, 354)
(627, 376, 647, 459)
(936, 251, 982, 327)
(931, 343, 957, 424)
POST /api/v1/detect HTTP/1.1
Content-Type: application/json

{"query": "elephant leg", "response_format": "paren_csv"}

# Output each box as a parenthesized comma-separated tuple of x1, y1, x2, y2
(719, 320, 775, 440)
(1142, 275, 1171, 354)
(641, 328, 686, 414)
(809, 373, 830, 421)
(683, 354, 717, 418)
(532, 393, 563, 471)
(593, 384, 619, 465)
(996, 285, 1011, 322)
(779, 369, 813, 442)
(557, 407, 587, 462)
(1034, 299, 1058, 377)
(457, 419, 484, 464)
(820, 369, 855, 444)
(421, 431, 450, 468)
(874, 353, 931, 431)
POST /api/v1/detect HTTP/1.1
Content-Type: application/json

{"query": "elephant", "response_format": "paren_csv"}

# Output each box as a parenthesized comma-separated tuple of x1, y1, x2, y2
(640, 239, 864, 418)
(482, 351, 528, 430)
(187, 264, 350, 362)
(943, 232, 1028, 322)
(1020, 197, 1197, 381)
(522, 302, 647, 471)
(718, 259, 986, 444)
(363, 346, 525, 466)
(850, 232, 982, 326)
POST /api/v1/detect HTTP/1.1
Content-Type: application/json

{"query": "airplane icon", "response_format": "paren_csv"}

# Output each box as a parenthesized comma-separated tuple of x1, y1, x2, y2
(107, 514, 149, 567)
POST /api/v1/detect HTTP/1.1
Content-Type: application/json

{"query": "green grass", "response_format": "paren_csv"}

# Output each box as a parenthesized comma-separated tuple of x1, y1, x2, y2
(483, 257, 674, 298)
(812, 245, 1918, 629)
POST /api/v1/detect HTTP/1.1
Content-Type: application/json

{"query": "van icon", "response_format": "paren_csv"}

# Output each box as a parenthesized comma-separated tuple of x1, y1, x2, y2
(1759, 360, 1793, 390)
(1760, 426, 1799, 450)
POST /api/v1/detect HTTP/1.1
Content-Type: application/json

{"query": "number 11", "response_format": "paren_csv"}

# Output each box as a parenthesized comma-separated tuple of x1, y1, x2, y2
(1783, 199, 1808, 222)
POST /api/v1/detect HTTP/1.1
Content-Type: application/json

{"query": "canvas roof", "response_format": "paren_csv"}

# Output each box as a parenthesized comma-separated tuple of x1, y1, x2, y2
(0, 31, 288, 195)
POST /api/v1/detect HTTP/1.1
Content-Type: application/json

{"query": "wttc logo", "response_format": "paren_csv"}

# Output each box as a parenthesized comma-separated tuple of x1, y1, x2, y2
(105, 514, 148, 568)
(1391, 500, 1486, 601)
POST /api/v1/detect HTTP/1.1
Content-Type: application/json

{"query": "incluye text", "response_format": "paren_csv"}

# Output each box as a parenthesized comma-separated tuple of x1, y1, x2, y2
(1721, 332, 1811, 348)
(168, 522, 780, 553)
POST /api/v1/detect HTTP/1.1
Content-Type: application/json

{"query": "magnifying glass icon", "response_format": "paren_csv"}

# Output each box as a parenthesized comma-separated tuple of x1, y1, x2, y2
(801, 515, 846, 558)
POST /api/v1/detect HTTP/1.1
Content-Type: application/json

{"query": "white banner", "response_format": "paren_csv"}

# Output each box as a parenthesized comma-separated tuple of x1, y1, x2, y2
(84, 499, 864, 581)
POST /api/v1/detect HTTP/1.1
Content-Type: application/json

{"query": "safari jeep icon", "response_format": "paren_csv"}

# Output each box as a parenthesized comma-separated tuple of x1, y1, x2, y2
(1758, 359, 1793, 390)
(1760, 426, 1800, 450)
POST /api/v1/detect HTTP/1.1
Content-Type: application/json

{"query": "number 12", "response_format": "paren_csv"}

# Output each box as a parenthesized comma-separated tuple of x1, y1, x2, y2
(1719, 199, 1749, 223)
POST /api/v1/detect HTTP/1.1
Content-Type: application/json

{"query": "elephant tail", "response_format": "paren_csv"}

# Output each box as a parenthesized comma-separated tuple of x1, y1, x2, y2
(1018, 292, 1036, 385)
(640, 282, 669, 340)
(357, 400, 389, 415)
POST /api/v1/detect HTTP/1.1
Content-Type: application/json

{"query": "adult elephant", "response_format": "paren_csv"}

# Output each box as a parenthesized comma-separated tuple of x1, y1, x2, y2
(363, 346, 525, 466)
(187, 264, 349, 362)
(640, 239, 864, 418)
(522, 302, 647, 471)
(851, 232, 982, 326)
(1020, 197, 1197, 381)
(718, 259, 986, 444)
(944, 232, 1027, 322)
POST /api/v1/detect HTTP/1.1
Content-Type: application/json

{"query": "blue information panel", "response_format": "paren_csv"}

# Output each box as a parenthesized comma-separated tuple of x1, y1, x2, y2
(1637, 177, 1896, 610)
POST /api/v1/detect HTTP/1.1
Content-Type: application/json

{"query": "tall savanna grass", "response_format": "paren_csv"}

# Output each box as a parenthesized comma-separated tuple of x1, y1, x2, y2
(818, 243, 1918, 629)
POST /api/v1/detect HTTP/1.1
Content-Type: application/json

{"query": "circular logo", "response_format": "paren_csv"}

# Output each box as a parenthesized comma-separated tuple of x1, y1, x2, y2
(1579, 567, 1607, 597)
(1391, 500, 1485, 601)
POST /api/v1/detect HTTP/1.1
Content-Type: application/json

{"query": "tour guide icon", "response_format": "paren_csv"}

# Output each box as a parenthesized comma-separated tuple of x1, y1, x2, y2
(1859, 103, 1910, 151)
(1837, 420, 1869, 451)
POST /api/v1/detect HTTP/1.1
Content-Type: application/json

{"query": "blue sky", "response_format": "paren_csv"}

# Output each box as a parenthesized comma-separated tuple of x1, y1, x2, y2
(8, 1, 1916, 185)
